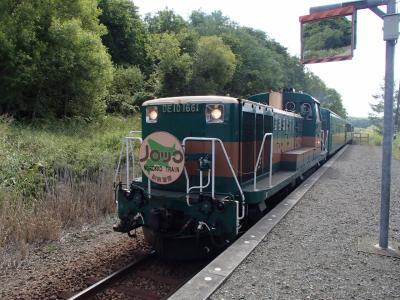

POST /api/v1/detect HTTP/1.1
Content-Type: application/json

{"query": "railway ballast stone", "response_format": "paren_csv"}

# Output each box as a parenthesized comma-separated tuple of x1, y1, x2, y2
(212, 145, 400, 300)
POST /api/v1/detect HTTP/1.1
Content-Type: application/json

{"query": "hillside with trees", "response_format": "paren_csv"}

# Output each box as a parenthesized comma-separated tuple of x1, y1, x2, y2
(1, 0, 348, 120)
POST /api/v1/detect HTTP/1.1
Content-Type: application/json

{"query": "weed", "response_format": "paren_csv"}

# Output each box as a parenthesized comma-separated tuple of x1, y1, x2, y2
(0, 170, 116, 250)
(0, 115, 140, 251)
(354, 126, 399, 160)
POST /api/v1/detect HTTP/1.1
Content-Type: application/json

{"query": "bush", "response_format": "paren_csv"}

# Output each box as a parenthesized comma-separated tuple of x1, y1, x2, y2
(105, 66, 147, 114)
(0, 0, 113, 119)
(0, 115, 139, 198)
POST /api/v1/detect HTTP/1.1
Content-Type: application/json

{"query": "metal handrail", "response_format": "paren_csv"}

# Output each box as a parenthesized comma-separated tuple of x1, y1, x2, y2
(182, 137, 245, 202)
(129, 130, 142, 135)
(114, 135, 143, 189)
(253, 133, 273, 190)
(187, 170, 211, 193)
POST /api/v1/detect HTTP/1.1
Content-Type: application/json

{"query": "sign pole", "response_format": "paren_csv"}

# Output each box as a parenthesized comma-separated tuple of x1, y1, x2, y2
(307, 0, 399, 251)
(379, 0, 396, 249)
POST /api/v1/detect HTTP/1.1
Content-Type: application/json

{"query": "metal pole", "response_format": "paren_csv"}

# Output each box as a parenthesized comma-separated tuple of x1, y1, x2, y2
(211, 140, 215, 199)
(125, 139, 129, 188)
(269, 134, 273, 187)
(379, 0, 396, 249)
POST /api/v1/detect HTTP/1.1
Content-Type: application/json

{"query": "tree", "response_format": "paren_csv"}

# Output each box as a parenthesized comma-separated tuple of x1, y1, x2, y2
(320, 88, 347, 118)
(0, 0, 113, 119)
(146, 33, 193, 96)
(222, 27, 284, 96)
(105, 66, 146, 114)
(190, 36, 236, 95)
(369, 84, 399, 132)
(145, 8, 187, 34)
(189, 10, 235, 36)
(303, 72, 347, 117)
(98, 0, 147, 67)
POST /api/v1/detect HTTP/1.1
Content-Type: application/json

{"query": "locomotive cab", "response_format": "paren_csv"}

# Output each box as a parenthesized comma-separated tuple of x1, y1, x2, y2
(115, 96, 248, 259)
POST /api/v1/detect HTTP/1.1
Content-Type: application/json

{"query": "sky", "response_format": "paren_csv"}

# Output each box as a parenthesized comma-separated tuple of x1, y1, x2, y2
(133, 0, 400, 117)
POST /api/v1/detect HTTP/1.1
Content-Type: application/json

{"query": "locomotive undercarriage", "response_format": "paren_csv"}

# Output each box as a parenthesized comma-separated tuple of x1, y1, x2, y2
(114, 182, 241, 260)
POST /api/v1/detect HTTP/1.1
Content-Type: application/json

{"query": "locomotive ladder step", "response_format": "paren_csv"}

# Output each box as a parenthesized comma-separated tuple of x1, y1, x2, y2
(243, 171, 295, 192)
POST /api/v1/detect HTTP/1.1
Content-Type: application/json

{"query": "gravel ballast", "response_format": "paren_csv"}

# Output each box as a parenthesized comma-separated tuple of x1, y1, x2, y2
(0, 217, 151, 299)
(211, 145, 400, 300)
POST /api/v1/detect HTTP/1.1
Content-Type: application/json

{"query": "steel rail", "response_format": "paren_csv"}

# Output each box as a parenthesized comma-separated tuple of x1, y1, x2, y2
(67, 250, 156, 300)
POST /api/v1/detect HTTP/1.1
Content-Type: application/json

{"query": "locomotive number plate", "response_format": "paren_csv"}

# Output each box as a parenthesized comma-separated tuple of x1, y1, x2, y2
(139, 131, 185, 185)
(162, 104, 200, 113)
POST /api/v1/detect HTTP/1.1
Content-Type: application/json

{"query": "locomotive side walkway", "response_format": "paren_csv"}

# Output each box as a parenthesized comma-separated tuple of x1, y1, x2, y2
(172, 145, 400, 300)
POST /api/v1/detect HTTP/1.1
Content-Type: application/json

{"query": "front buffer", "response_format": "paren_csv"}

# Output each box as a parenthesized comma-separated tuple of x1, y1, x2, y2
(115, 183, 239, 260)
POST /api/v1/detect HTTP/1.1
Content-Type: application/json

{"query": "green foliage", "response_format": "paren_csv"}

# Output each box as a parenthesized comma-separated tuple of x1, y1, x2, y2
(303, 17, 352, 52)
(105, 66, 147, 114)
(0, 0, 113, 119)
(224, 28, 285, 95)
(0, 115, 138, 198)
(189, 10, 235, 36)
(145, 8, 187, 34)
(347, 117, 372, 128)
(98, 0, 147, 67)
(320, 88, 347, 118)
(146, 33, 193, 96)
(303, 73, 347, 117)
(394, 136, 400, 160)
(369, 85, 399, 133)
(356, 126, 400, 160)
(191, 36, 236, 94)
(0, 4, 348, 120)
(355, 126, 382, 146)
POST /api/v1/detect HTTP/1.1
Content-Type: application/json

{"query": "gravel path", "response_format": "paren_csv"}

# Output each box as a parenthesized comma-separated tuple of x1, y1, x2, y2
(211, 145, 400, 300)
(0, 217, 150, 299)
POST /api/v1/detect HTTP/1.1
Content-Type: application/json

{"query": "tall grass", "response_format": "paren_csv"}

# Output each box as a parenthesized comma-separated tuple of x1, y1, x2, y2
(394, 135, 400, 160)
(354, 125, 400, 160)
(0, 115, 140, 250)
(0, 170, 115, 248)
(0, 115, 139, 198)
(354, 126, 383, 146)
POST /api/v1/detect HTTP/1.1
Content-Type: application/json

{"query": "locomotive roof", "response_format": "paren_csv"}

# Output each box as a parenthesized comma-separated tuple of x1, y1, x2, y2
(142, 96, 240, 106)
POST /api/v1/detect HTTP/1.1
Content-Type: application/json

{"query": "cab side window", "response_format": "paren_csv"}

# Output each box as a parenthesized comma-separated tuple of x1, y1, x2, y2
(300, 103, 313, 120)
(315, 104, 321, 122)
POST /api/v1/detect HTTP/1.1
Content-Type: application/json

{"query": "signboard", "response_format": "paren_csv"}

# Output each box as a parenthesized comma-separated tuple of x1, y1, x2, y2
(300, 6, 356, 64)
(139, 131, 185, 185)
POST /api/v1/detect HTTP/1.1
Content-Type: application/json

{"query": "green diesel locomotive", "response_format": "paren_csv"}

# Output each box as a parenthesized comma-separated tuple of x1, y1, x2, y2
(113, 90, 352, 259)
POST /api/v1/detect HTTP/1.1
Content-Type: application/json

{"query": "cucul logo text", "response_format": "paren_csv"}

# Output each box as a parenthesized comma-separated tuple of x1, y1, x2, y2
(140, 139, 183, 170)
(139, 132, 185, 185)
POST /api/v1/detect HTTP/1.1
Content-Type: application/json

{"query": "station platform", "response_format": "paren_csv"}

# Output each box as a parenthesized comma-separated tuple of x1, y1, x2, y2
(171, 145, 400, 299)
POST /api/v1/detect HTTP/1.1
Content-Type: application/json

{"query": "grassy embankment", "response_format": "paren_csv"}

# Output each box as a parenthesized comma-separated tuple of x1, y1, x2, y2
(354, 125, 400, 160)
(0, 115, 139, 250)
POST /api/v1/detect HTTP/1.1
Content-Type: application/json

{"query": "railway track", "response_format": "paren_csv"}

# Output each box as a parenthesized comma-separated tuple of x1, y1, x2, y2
(60, 250, 205, 300)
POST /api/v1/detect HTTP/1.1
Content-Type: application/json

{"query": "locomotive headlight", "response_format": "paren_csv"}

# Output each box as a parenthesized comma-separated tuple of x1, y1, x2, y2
(206, 104, 224, 123)
(146, 106, 158, 123)
(211, 108, 222, 119)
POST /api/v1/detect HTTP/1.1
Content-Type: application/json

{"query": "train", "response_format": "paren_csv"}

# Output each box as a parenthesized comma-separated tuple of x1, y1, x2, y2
(113, 90, 352, 259)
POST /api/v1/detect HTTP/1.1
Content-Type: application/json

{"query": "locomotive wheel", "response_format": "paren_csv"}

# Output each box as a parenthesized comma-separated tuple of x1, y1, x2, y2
(143, 227, 224, 261)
